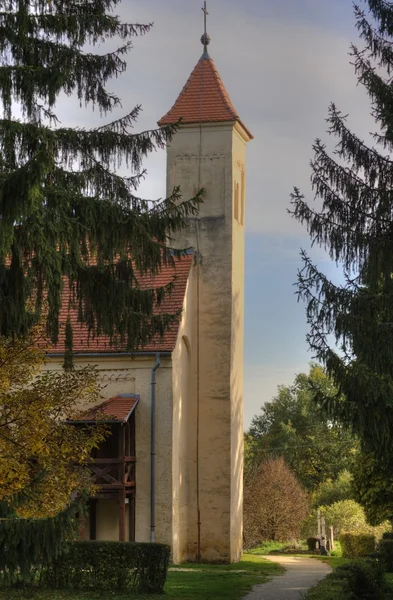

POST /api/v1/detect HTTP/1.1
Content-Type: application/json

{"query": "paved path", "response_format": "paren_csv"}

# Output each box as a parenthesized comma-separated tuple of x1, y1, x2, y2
(243, 556, 331, 600)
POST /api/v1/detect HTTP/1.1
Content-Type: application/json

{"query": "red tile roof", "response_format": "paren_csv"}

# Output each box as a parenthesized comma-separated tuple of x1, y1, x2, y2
(158, 54, 253, 139)
(69, 394, 139, 423)
(49, 254, 193, 355)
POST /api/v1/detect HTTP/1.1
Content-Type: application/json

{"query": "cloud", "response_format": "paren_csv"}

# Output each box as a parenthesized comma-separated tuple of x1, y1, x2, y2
(50, 0, 376, 239)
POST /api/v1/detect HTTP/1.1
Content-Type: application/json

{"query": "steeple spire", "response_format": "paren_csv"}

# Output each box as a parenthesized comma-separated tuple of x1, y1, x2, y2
(201, 1, 211, 58)
(158, 3, 253, 140)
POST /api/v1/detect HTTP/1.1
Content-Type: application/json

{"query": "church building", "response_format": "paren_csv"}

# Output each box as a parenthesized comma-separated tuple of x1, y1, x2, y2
(46, 31, 252, 564)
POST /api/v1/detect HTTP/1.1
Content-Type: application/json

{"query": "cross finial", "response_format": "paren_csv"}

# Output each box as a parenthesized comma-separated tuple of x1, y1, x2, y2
(201, 1, 211, 55)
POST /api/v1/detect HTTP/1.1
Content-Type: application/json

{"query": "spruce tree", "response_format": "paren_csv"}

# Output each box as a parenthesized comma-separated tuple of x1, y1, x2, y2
(0, 0, 200, 350)
(290, 0, 393, 461)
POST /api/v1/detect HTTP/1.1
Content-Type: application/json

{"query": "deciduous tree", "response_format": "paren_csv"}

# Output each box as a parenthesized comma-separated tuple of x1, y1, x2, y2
(311, 470, 354, 509)
(244, 457, 309, 547)
(0, 327, 106, 517)
(246, 365, 357, 491)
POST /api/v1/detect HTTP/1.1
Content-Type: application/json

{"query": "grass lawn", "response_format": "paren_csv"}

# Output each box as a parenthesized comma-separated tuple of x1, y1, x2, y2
(0, 554, 284, 600)
(315, 556, 350, 569)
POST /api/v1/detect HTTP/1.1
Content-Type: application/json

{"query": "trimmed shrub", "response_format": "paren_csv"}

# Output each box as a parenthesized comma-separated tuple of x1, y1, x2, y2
(44, 541, 170, 593)
(340, 532, 376, 558)
(307, 537, 319, 551)
(306, 577, 354, 600)
(305, 558, 385, 600)
(379, 539, 393, 572)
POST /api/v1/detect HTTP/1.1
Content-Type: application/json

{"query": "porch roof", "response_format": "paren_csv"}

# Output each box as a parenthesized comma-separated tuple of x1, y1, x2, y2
(68, 394, 139, 424)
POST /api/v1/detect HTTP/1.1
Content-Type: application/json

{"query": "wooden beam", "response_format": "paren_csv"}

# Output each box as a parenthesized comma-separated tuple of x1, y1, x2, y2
(95, 483, 135, 490)
(89, 457, 136, 464)
(119, 425, 126, 542)
(89, 499, 97, 541)
(129, 413, 136, 543)
(129, 492, 135, 542)
(131, 412, 136, 456)
(119, 488, 126, 542)
(125, 420, 129, 457)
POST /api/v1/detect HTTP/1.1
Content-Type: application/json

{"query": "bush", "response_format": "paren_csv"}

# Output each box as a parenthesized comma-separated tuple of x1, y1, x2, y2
(302, 500, 365, 539)
(382, 532, 393, 540)
(329, 540, 342, 557)
(302, 500, 390, 540)
(305, 558, 385, 600)
(340, 533, 376, 558)
(379, 539, 393, 572)
(244, 457, 309, 547)
(307, 537, 319, 551)
(44, 541, 170, 593)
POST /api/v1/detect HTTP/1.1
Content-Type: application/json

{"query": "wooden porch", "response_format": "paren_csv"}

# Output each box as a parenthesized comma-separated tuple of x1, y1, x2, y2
(69, 394, 139, 542)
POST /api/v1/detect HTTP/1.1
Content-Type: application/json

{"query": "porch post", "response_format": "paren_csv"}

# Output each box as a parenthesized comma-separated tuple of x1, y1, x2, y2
(119, 424, 126, 541)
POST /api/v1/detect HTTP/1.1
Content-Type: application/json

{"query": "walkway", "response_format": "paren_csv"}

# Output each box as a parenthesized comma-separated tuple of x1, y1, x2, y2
(243, 555, 331, 600)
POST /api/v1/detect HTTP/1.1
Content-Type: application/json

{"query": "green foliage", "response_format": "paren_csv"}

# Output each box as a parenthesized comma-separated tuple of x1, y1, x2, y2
(329, 540, 343, 557)
(0, 1, 201, 351)
(246, 540, 289, 555)
(340, 533, 376, 558)
(0, 499, 83, 587)
(43, 541, 170, 594)
(0, 554, 284, 600)
(321, 501, 369, 537)
(312, 470, 354, 508)
(290, 0, 393, 461)
(302, 500, 390, 539)
(247, 540, 307, 555)
(379, 540, 393, 572)
(305, 558, 385, 600)
(352, 451, 393, 525)
(0, 328, 107, 513)
(246, 364, 358, 491)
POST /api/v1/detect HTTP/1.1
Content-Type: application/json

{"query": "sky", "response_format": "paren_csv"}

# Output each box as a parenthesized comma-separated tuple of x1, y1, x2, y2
(53, 0, 377, 427)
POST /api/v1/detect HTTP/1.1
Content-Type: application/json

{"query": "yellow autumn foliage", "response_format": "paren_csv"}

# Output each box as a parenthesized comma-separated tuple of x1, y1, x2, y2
(0, 326, 107, 518)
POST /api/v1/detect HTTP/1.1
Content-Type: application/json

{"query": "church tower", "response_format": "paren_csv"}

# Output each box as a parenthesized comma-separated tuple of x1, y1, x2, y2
(158, 13, 253, 563)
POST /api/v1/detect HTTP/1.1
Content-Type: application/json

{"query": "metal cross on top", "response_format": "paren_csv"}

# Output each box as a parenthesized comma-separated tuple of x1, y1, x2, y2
(201, 1, 211, 53)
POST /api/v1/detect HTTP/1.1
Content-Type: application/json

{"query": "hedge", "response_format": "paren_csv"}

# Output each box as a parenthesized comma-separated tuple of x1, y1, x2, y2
(379, 539, 393, 572)
(340, 532, 376, 558)
(43, 541, 170, 593)
(307, 537, 319, 551)
(305, 558, 385, 600)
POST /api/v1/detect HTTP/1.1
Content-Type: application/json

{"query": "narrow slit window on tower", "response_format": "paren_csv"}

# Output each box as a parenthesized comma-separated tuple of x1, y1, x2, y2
(240, 170, 245, 226)
(234, 181, 239, 221)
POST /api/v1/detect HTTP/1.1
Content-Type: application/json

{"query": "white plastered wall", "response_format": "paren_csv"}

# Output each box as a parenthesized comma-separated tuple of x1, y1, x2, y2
(166, 121, 250, 561)
(44, 354, 174, 546)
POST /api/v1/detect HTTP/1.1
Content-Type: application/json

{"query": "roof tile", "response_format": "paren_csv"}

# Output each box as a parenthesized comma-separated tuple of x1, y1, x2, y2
(158, 55, 253, 139)
(70, 394, 139, 423)
(50, 254, 193, 355)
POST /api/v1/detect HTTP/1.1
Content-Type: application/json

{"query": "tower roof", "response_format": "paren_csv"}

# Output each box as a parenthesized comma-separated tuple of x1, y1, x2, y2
(158, 54, 253, 140)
